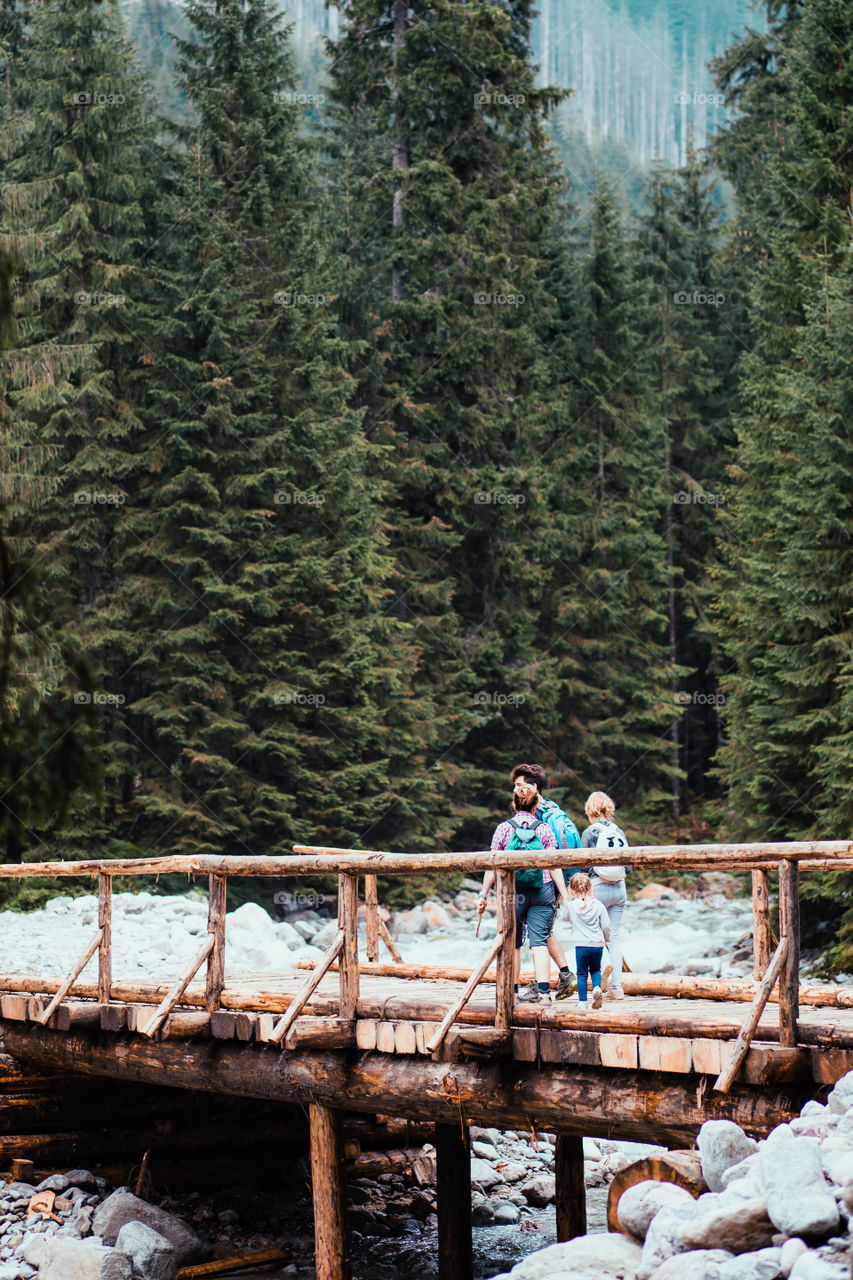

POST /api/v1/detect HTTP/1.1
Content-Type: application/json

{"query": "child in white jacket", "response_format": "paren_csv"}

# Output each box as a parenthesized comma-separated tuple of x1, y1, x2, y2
(561, 872, 611, 1009)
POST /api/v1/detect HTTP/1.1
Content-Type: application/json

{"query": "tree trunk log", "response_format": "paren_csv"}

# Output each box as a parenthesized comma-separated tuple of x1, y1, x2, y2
(364, 875, 379, 963)
(3, 1024, 812, 1145)
(436, 1123, 471, 1280)
(494, 870, 515, 1031)
(715, 936, 789, 1094)
(338, 876, 359, 1020)
(309, 1103, 351, 1280)
(555, 1135, 586, 1241)
(607, 1152, 705, 1235)
(752, 870, 771, 980)
(778, 860, 800, 1047)
(206, 875, 227, 1013)
(98, 875, 112, 1005)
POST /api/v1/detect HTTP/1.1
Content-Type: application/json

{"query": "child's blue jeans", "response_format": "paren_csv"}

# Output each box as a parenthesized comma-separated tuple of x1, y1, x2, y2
(575, 945, 603, 1001)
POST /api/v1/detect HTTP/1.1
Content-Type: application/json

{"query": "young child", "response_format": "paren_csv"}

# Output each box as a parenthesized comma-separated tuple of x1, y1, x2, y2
(561, 872, 611, 1009)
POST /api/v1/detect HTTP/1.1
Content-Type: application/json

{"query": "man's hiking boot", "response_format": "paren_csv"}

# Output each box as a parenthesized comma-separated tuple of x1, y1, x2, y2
(554, 971, 577, 1000)
(518, 986, 550, 1004)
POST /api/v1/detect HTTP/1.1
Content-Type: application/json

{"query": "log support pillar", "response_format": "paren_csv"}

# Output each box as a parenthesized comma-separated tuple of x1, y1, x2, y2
(309, 1102, 351, 1280)
(778, 858, 800, 1047)
(436, 1122, 472, 1280)
(555, 1134, 586, 1242)
(752, 869, 771, 980)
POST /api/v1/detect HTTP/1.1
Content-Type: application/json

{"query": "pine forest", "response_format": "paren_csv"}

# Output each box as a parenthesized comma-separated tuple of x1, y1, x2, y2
(2, 0, 853, 966)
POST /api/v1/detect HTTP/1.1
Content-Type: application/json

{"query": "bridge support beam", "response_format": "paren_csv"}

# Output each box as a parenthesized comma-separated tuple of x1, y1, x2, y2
(555, 1134, 586, 1241)
(436, 1122, 472, 1280)
(309, 1102, 351, 1280)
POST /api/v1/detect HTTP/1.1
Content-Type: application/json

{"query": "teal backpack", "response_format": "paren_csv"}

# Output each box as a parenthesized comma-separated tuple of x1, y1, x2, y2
(537, 796, 581, 875)
(507, 816, 545, 889)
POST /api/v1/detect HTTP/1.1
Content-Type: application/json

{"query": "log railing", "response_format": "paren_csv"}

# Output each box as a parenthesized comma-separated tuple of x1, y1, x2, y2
(0, 841, 850, 1057)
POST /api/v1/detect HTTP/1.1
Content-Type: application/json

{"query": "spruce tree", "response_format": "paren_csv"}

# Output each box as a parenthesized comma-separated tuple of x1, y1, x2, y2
(0, 0, 162, 858)
(119, 0, 428, 861)
(326, 0, 566, 840)
(540, 178, 675, 809)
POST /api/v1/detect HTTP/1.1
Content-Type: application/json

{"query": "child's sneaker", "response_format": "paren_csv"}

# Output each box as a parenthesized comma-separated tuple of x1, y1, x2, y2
(591, 986, 603, 1009)
(576, 1000, 588, 1011)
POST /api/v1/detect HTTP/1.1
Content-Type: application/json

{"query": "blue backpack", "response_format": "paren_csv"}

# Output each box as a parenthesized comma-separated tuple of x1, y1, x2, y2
(536, 797, 581, 876)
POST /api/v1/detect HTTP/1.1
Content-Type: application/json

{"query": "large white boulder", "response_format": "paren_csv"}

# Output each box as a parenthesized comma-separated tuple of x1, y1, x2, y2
(759, 1126, 839, 1241)
(699, 1121, 759, 1192)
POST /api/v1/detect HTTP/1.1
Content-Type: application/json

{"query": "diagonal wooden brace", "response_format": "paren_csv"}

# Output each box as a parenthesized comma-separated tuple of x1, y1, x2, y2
(139, 936, 214, 1039)
(270, 930, 344, 1046)
(37, 930, 103, 1026)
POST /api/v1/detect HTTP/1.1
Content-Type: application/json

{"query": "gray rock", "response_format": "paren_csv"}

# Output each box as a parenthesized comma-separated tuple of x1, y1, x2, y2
(826, 1071, 853, 1116)
(469, 1158, 503, 1189)
(496, 1233, 643, 1279)
(39, 1237, 132, 1280)
(638, 1205, 694, 1279)
(699, 1121, 759, 1192)
(759, 1126, 839, 1241)
(652, 1250, 735, 1279)
(114, 1222, 177, 1280)
(92, 1192, 201, 1264)
(718, 1247, 783, 1280)
(779, 1239, 809, 1277)
(15, 1234, 45, 1268)
(617, 1180, 697, 1242)
(721, 1155, 761, 1190)
(680, 1195, 777, 1255)
(63, 1171, 100, 1193)
(0, 1262, 18, 1279)
(820, 1148, 853, 1188)
(497, 1162, 527, 1184)
(35, 1175, 72, 1194)
(520, 1176, 555, 1208)
(471, 1141, 498, 1160)
(389, 907, 428, 936)
(491, 1202, 520, 1225)
(788, 1254, 848, 1280)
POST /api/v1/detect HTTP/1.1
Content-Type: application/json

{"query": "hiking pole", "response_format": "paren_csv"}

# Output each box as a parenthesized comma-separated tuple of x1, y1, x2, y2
(475, 913, 482, 938)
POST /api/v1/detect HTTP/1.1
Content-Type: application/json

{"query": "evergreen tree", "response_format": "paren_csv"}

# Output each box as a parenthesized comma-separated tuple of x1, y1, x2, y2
(119, 0, 428, 861)
(540, 178, 675, 809)
(326, 0, 566, 841)
(0, 0, 162, 858)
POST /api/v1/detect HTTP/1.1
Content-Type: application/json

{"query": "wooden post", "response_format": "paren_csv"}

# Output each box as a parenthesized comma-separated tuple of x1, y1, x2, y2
(777, 859, 800, 1047)
(752, 869, 771, 979)
(436, 1122, 472, 1280)
(364, 874, 379, 963)
(206, 873, 227, 1013)
(714, 934, 789, 1093)
(494, 869, 515, 1030)
(338, 874, 359, 1020)
(555, 1135, 586, 1241)
(309, 1102, 351, 1280)
(98, 874, 112, 1005)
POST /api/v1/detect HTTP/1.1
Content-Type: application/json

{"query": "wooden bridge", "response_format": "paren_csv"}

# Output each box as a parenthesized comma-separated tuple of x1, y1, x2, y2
(1, 840, 853, 1280)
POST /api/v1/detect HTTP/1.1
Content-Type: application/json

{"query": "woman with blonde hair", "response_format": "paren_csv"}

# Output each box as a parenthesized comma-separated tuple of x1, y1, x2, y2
(580, 791, 629, 1001)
